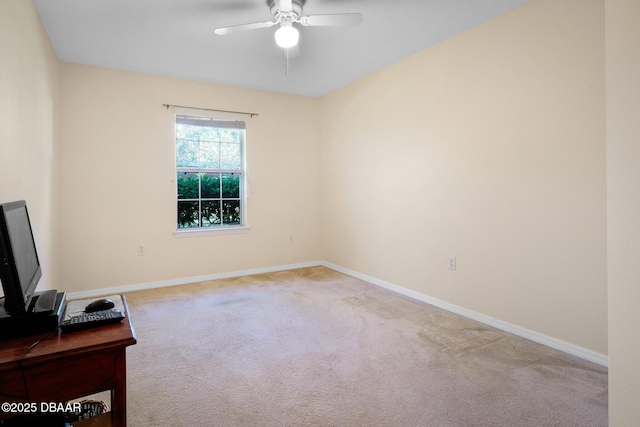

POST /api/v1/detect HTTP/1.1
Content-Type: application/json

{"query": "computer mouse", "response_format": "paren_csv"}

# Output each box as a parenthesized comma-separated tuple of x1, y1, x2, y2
(85, 298, 115, 313)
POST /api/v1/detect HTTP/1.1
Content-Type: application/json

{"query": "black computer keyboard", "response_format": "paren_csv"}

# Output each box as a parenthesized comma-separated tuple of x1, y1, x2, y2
(60, 309, 125, 333)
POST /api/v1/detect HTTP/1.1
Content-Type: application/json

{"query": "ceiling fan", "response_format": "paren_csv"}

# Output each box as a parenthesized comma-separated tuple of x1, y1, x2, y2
(214, 0, 363, 50)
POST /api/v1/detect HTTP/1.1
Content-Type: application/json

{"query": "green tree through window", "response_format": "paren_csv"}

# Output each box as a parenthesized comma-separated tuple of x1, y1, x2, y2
(175, 114, 245, 229)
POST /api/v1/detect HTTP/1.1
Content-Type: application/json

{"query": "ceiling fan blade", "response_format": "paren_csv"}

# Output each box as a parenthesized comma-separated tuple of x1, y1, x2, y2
(214, 21, 275, 35)
(298, 13, 363, 27)
(274, 0, 293, 12)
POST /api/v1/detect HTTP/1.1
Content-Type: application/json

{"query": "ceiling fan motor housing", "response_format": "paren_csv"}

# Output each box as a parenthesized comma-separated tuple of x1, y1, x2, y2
(269, 0, 304, 18)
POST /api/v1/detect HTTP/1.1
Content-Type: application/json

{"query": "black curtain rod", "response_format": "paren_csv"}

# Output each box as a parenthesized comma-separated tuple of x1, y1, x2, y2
(162, 104, 258, 118)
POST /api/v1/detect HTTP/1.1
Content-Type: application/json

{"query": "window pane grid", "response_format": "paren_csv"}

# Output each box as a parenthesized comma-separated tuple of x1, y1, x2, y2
(176, 139, 241, 170)
(176, 115, 244, 230)
(176, 171, 242, 228)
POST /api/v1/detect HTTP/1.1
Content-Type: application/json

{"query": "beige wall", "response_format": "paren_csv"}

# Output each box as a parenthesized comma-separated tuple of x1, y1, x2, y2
(320, 0, 607, 354)
(55, 64, 322, 292)
(0, 0, 59, 291)
(606, 0, 640, 423)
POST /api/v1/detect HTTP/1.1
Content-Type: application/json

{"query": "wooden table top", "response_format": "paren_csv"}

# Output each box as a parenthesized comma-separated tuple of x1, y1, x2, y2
(0, 295, 136, 368)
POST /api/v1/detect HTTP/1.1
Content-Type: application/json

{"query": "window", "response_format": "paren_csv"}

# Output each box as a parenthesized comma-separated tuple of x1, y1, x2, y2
(175, 113, 246, 233)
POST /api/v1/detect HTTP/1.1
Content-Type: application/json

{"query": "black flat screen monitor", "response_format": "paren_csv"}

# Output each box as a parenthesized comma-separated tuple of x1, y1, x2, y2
(0, 200, 43, 315)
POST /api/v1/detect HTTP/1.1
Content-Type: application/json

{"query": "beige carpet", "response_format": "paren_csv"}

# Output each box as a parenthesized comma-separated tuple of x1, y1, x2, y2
(125, 266, 607, 426)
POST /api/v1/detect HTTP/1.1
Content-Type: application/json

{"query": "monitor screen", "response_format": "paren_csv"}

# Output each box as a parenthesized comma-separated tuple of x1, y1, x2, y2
(0, 200, 42, 315)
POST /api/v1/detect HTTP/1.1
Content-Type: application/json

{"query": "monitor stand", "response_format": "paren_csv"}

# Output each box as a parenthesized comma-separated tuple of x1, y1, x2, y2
(27, 289, 59, 314)
(0, 291, 66, 339)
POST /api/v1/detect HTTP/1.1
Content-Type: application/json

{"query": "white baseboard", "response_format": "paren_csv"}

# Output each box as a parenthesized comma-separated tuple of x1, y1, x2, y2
(67, 259, 608, 367)
(66, 260, 324, 300)
(321, 261, 609, 368)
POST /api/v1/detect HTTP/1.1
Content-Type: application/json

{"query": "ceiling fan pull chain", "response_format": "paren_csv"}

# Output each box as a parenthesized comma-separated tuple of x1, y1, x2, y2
(285, 48, 290, 81)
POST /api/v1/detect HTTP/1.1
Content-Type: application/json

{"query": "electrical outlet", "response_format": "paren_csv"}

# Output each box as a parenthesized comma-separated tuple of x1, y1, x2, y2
(137, 245, 145, 256)
(448, 256, 456, 270)
(289, 234, 294, 243)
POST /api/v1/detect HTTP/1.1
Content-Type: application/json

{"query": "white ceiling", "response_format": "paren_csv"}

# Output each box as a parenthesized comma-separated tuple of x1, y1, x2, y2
(34, 0, 532, 98)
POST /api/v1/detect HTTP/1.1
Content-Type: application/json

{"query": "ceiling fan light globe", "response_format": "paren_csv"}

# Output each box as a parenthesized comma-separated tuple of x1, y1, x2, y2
(275, 25, 299, 48)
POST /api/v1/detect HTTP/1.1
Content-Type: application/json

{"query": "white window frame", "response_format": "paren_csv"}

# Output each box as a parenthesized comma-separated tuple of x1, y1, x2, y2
(172, 107, 249, 238)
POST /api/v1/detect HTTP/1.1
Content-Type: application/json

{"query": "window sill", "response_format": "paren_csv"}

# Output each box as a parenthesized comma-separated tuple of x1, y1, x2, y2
(173, 226, 249, 238)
